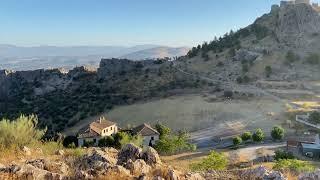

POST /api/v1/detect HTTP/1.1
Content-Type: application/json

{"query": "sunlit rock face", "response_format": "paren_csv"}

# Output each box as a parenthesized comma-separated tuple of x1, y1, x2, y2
(276, 3, 320, 47)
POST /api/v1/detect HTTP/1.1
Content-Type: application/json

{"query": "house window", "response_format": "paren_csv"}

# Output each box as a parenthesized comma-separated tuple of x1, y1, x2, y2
(151, 136, 154, 140)
(106, 128, 108, 132)
(93, 139, 96, 143)
(111, 127, 112, 130)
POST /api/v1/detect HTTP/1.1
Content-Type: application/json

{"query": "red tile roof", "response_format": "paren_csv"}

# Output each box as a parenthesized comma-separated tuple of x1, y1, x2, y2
(78, 117, 116, 138)
(132, 123, 159, 136)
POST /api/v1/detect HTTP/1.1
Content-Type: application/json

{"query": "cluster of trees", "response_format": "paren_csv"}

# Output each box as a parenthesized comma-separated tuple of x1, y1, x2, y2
(233, 126, 285, 147)
(154, 123, 196, 155)
(187, 24, 269, 59)
(309, 111, 320, 124)
(187, 29, 242, 58)
(232, 129, 265, 147)
(273, 149, 315, 173)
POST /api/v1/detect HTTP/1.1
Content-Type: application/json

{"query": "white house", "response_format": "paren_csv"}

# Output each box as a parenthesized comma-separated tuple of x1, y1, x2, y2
(77, 117, 118, 147)
(132, 123, 160, 147)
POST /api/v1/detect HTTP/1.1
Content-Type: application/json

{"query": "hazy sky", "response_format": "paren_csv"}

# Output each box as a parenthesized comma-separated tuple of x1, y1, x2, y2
(1, 0, 319, 47)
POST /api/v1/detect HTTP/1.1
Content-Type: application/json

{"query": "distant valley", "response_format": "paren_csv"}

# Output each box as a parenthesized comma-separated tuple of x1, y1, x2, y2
(0, 44, 189, 70)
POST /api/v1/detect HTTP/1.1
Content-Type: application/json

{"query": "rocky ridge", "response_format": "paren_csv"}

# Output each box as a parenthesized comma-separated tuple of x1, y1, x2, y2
(0, 144, 288, 180)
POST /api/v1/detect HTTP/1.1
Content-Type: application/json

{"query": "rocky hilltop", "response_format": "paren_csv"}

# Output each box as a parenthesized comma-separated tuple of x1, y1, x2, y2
(0, 143, 288, 180)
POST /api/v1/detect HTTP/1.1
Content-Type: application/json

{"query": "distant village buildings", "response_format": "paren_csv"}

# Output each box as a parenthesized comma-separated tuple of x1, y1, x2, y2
(77, 116, 160, 147)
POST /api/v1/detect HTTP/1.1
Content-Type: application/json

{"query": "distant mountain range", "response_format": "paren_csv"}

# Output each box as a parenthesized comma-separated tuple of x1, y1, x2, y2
(120, 46, 189, 60)
(0, 44, 190, 70)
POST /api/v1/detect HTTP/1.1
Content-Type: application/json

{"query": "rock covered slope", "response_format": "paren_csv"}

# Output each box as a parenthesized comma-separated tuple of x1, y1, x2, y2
(176, 2, 320, 84)
(0, 144, 287, 180)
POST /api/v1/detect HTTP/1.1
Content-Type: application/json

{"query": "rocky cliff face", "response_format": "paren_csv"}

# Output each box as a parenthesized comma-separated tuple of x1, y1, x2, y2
(276, 3, 320, 47)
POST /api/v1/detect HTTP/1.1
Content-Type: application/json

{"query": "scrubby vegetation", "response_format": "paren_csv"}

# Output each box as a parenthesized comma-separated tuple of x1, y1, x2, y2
(0, 114, 88, 164)
(154, 123, 196, 155)
(0, 115, 46, 149)
(285, 50, 300, 65)
(309, 111, 320, 124)
(274, 150, 295, 161)
(191, 151, 228, 171)
(273, 159, 315, 173)
(98, 132, 143, 149)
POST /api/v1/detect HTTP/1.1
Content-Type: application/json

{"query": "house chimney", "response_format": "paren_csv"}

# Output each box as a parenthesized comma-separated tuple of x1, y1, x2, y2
(99, 117, 102, 123)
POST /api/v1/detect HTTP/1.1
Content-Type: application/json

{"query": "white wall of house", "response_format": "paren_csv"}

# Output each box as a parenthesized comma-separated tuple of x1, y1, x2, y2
(142, 135, 159, 146)
(78, 137, 101, 147)
(101, 125, 118, 136)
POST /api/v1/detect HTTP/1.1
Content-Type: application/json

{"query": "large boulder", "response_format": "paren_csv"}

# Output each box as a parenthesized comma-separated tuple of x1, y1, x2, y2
(26, 159, 46, 169)
(78, 148, 117, 172)
(14, 164, 66, 180)
(125, 159, 151, 175)
(102, 147, 118, 159)
(166, 169, 181, 180)
(233, 49, 260, 62)
(141, 147, 162, 166)
(240, 166, 286, 180)
(185, 172, 205, 180)
(117, 144, 142, 165)
(0, 164, 21, 173)
(299, 169, 320, 180)
(106, 165, 131, 177)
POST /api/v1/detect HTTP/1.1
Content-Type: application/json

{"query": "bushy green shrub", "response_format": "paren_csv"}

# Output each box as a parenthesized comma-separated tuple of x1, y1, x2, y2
(274, 150, 295, 161)
(191, 151, 228, 171)
(273, 159, 315, 173)
(265, 66, 272, 78)
(252, 128, 265, 142)
(241, 131, 252, 141)
(271, 126, 285, 140)
(98, 136, 115, 147)
(63, 135, 78, 148)
(154, 124, 196, 155)
(113, 132, 143, 149)
(0, 115, 46, 149)
(233, 136, 242, 147)
(285, 51, 300, 64)
(310, 111, 320, 124)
